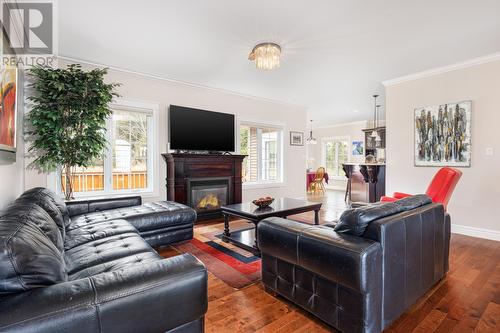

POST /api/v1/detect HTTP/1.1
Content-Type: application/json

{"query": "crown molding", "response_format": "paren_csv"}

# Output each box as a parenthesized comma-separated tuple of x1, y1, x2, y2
(382, 52, 500, 87)
(314, 120, 368, 129)
(57, 55, 307, 111)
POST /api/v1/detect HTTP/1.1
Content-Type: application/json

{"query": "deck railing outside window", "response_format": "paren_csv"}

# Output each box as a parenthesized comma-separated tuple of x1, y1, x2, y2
(62, 171, 148, 192)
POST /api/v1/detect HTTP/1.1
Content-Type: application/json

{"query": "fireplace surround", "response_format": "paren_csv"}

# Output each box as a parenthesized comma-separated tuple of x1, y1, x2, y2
(162, 153, 246, 220)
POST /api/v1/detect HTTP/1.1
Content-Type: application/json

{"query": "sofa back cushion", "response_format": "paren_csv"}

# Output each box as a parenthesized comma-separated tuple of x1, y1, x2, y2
(0, 204, 67, 296)
(334, 195, 432, 236)
(19, 187, 70, 231)
(2, 203, 64, 252)
(14, 196, 65, 241)
(393, 194, 432, 211)
(65, 196, 143, 218)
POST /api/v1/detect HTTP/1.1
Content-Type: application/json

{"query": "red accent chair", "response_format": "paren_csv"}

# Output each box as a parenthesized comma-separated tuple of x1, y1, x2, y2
(380, 167, 462, 210)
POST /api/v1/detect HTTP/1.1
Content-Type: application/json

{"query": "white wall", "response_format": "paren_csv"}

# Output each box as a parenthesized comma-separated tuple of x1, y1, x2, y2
(0, 144, 24, 209)
(385, 57, 500, 239)
(24, 59, 308, 202)
(307, 121, 368, 189)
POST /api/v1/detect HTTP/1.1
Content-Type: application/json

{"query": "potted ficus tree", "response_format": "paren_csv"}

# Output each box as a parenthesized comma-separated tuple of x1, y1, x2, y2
(27, 64, 120, 200)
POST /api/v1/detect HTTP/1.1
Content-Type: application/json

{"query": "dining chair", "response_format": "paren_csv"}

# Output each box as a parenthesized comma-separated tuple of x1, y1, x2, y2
(311, 167, 326, 194)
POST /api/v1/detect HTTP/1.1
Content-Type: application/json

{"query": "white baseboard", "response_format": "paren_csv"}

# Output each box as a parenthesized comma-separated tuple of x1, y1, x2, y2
(451, 224, 500, 242)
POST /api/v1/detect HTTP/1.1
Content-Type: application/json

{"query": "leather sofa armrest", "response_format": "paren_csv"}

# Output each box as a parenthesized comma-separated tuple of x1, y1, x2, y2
(0, 254, 207, 333)
(65, 196, 143, 217)
(258, 217, 382, 294)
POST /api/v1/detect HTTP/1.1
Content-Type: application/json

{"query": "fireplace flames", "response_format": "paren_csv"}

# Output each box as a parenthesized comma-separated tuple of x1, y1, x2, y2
(196, 193, 220, 210)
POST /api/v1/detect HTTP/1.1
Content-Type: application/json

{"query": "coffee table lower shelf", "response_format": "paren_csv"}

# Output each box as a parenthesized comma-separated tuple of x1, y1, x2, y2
(221, 227, 259, 256)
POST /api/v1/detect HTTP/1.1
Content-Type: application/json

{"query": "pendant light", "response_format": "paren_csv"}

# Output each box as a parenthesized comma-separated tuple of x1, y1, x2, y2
(375, 104, 382, 143)
(306, 120, 317, 145)
(371, 94, 379, 138)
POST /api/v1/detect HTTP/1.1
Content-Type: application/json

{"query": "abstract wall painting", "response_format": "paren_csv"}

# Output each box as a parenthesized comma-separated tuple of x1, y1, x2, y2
(414, 101, 471, 167)
(0, 68, 18, 154)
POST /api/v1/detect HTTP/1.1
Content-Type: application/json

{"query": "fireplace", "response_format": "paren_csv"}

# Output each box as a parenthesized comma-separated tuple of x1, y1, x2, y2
(162, 153, 246, 221)
(187, 177, 231, 216)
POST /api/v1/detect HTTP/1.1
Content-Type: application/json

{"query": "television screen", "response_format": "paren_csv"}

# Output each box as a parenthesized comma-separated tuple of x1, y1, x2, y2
(169, 105, 235, 152)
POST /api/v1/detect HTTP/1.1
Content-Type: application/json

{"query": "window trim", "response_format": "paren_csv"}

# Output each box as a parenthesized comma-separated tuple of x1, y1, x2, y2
(238, 120, 285, 187)
(321, 136, 350, 181)
(47, 98, 160, 199)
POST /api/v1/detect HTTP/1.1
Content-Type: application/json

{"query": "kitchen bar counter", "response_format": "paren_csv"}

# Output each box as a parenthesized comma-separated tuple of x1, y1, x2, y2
(342, 163, 386, 203)
(343, 162, 386, 166)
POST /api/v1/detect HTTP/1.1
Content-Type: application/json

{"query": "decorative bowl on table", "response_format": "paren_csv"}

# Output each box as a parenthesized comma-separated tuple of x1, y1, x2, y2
(252, 197, 274, 208)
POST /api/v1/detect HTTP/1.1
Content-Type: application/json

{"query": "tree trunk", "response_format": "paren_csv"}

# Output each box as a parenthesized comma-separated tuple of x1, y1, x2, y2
(64, 164, 74, 200)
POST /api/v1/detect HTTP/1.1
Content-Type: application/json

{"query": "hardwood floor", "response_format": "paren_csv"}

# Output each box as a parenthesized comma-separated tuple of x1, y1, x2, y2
(193, 190, 500, 332)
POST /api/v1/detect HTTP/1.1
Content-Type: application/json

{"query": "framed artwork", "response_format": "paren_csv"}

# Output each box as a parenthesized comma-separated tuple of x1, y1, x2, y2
(290, 131, 304, 146)
(414, 101, 471, 167)
(352, 141, 364, 155)
(0, 68, 18, 155)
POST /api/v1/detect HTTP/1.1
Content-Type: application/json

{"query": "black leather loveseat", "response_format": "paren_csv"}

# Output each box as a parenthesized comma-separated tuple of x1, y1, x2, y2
(0, 187, 207, 333)
(258, 195, 450, 333)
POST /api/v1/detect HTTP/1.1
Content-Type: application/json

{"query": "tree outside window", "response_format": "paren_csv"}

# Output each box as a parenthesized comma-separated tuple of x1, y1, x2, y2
(61, 108, 153, 194)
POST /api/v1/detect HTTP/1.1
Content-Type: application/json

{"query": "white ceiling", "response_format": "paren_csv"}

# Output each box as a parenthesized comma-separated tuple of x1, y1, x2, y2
(59, 0, 500, 125)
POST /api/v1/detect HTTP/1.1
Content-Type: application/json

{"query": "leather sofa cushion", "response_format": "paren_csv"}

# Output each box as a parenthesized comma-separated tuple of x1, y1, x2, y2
(1, 203, 64, 252)
(0, 206, 67, 296)
(68, 201, 196, 233)
(66, 196, 142, 217)
(64, 219, 138, 250)
(69, 251, 162, 280)
(17, 189, 67, 240)
(64, 233, 154, 274)
(334, 203, 401, 236)
(335, 194, 432, 236)
(18, 187, 71, 229)
(393, 194, 432, 211)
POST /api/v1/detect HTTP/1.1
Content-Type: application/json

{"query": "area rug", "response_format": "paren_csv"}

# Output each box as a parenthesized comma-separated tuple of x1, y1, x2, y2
(172, 219, 262, 289)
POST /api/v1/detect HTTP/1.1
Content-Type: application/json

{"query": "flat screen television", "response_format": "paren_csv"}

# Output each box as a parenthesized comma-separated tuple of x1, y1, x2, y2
(169, 105, 235, 152)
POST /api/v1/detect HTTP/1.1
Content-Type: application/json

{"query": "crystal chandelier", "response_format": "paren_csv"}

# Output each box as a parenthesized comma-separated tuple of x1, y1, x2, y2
(248, 43, 281, 70)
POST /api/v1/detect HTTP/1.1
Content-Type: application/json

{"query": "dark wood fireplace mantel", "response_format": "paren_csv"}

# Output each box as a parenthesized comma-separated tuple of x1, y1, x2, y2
(162, 153, 246, 219)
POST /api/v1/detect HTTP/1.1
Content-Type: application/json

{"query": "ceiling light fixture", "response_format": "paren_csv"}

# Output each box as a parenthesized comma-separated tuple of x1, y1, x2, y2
(307, 120, 317, 145)
(248, 42, 281, 70)
(375, 104, 382, 142)
(371, 94, 379, 138)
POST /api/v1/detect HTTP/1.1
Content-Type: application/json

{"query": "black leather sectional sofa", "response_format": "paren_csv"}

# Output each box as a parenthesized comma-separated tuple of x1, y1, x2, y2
(0, 187, 207, 333)
(258, 195, 450, 333)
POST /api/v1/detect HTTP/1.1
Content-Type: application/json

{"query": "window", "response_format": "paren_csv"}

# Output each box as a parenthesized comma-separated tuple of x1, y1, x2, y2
(240, 123, 282, 184)
(112, 110, 149, 190)
(59, 101, 156, 196)
(323, 137, 349, 178)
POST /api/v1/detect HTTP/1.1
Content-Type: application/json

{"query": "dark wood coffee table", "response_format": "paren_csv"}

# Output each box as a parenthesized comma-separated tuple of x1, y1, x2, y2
(221, 198, 322, 255)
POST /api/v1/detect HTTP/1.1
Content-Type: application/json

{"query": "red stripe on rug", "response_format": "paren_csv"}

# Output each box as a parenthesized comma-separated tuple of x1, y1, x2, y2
(189, 238, 260, 275)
